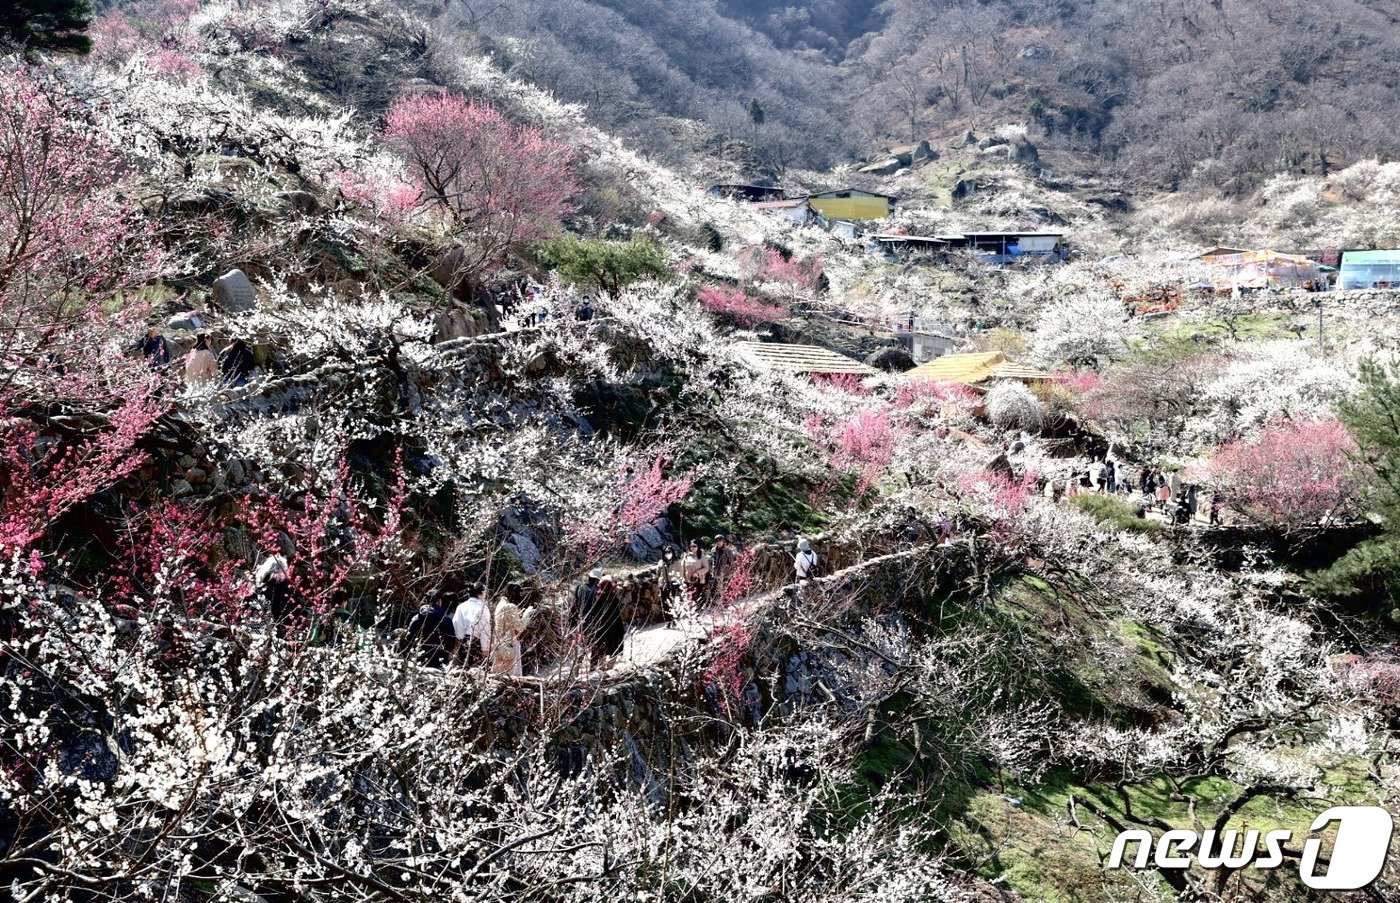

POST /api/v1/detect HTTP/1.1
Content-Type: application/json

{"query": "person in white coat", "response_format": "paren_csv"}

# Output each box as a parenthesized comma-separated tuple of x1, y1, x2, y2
(490, 584, 536, 677)
(795, 539, 819, 581)
(452, 584, 492, 666)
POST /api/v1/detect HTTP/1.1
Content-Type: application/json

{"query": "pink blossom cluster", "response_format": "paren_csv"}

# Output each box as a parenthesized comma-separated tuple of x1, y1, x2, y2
(955, 468, 1037, 519)
(757, 248, 824, 292)
(805, 405, 901, 493)
(616, 454, 694, 535)
(893, 378, 979, 415)
(810, 373, 871, 396)
(384, 92, 577, 272)
(1049, 368, 1103, 395)
(698, 285, 786, 327)
(1209, 417, 1362, 531)
(336, 170, 422, 221)
(1336, 651, 1400, 709)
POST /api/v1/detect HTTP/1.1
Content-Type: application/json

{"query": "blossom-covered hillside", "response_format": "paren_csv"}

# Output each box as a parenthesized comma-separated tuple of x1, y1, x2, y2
(2, 1, 1400, 901)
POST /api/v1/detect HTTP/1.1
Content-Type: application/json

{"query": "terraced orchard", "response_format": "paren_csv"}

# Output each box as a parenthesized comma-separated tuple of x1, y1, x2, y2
(2, 1, 1399, 900)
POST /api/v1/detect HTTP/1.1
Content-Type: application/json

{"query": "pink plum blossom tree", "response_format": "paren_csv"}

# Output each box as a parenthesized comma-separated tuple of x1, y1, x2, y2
(385, 91, 576, 278)
(1209, 417, 1364, 533)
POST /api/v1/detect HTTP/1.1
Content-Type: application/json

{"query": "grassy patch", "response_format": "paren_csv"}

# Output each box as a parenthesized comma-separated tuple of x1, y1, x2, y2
(956, 758, 1381, 902)
(1068, 494, 1161, 535)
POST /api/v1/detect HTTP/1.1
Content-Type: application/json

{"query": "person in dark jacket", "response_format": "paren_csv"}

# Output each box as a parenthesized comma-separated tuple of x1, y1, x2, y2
(575, 570, 623, 667)
(219, 338, 255, 387)
(708, 534, 736, 596)
(575, 297, 596, 321)
(404, 595, 456, 667)
(140, 327, 170, 369)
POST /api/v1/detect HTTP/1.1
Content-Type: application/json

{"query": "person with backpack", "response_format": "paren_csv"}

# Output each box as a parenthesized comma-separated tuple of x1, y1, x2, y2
(1104, 460, 1117, 494)
(795, 539, 819, 581)
(575, 297, 596, 321)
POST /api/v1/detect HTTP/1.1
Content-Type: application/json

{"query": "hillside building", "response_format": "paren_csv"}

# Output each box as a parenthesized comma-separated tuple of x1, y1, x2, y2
(734, 341, 878, 377)
(904, 351, 1049, 386)
(1337, 249, 1400, 291)
(1202, 249, 1322, 291)
(749, 198, 815, 226)
(705, 184, 788, 202)
(805, 189, 897, 221)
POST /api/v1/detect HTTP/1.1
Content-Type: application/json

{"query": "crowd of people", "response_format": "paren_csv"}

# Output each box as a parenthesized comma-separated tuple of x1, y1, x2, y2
(1042, 456, 1220, 526)
(139, 325, 258, 390)
(398, 535, 823, 677)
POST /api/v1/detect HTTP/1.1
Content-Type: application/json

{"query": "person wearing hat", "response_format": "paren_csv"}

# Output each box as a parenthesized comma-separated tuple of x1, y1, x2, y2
(708, 534, 736, 598)
(795, 539, 819, 581)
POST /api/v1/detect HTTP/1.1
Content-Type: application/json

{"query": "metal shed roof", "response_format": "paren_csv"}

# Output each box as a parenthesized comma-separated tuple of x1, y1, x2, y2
(734, 341, 878, 376)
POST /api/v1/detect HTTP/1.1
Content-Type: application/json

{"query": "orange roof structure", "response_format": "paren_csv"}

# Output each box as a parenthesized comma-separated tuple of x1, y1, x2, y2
(904, 351, 1049, 385)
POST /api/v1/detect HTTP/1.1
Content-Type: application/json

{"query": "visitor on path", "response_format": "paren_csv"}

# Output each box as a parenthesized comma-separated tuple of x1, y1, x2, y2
(1168, 469, 1182, 499)
(593, 574, 625, 664)
(219, 338, 255, 387)
(1090, 459, 1106, 494)
(683, 540, 710, 599)
(490, 584, 536, 677)
(795, 539, 819, 581)
(1210, 489, 1225, 525)
(1139, 467, 1153, 496)
(1186, 485, 1199, 521)
(185, 334, 220, 386)
(255, 553, 292, 622)
(576, 297, 596, 321)
(404, 594, 456, 668)
(897, 508, 924, 550)
(709, 534, 736, 589)
(575, 570, 623, 668)
(140, 327, 170, 370)
(1172, 491, 1191, 525)
(452, 585, 492, 667)
(1156, 474, 1171, 511)
(656, 545, 683, 611)
(1105, 460, 1117, 494)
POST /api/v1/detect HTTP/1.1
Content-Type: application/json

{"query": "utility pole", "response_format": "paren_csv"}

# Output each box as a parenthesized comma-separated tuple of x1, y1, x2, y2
(1315, 297, 1324, 356)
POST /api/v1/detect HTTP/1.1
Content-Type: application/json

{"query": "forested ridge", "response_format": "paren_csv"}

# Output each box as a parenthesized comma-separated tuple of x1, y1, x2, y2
(437, 0, 1399, 190)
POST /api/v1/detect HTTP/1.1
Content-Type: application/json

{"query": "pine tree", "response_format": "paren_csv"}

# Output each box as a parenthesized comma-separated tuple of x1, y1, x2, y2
(1, 0, 93, 55)
(1312, 359, 1400, 606)
(747, 98, 765, 128)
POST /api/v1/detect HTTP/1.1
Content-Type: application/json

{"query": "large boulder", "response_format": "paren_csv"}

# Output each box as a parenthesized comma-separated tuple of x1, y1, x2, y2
(864, 346, 915, 373)
(1009, 136, 1041, 167)
(859, 158, 905, 176)
(212, 268, 257, 313)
